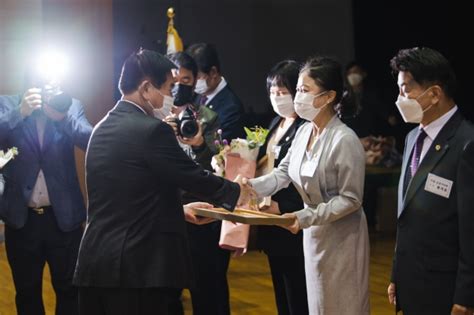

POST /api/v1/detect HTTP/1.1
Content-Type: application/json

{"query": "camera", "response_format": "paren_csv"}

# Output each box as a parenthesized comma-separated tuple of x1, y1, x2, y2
(176, 107, 199, 138)
(41, 82, 72, 113)
(33, 51, 72, 113)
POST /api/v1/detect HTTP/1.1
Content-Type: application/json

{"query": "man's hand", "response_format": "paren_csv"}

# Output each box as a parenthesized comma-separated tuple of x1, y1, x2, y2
(20, 88, 42, 118)
(279, 213, 300, 234)
(387, 282, 396, 305)
(164, 115, 205, 147)
(183, 202, 216, 225)
(179, 122, 204, 147)
(164, 115, 179, 135)
(451, 304, 474, 315)
(42, 102, 66, 121)
(234, 174, 257, 207)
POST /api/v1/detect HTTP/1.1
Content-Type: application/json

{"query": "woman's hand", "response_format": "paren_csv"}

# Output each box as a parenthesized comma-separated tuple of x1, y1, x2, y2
(279, 213, 300, 234)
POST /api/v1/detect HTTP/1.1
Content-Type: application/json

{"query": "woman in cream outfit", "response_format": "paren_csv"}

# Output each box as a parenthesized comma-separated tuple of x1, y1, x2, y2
(249, 56, 370, 315)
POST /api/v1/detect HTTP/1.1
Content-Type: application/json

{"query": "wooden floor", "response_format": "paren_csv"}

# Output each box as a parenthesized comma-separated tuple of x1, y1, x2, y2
(0, 233, 395, 315)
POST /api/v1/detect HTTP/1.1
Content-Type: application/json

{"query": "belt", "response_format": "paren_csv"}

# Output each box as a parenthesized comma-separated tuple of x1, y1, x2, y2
(28, 206, 52, 215)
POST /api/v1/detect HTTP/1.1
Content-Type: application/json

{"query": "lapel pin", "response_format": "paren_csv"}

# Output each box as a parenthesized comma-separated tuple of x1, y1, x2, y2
(435, 144, 441, 151)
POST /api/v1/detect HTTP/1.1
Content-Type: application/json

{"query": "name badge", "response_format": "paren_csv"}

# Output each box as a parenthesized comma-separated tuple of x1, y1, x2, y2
(424, 173, 453, 199)
(301, 160, 318, 177)
(273, 145, 282, 159)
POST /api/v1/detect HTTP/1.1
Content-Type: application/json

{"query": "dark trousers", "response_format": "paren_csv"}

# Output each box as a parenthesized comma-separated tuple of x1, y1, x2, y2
(79, 287, 175, 315)
(187, 221, 231, 315)
(5, 207, 83, 315)
(267, 254, 309, 315)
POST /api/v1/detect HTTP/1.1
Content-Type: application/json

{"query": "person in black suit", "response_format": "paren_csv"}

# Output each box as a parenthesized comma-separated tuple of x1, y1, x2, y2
(185, 43, 245, 315)
(165, 51, 233, 315)
(387, 47, 474, 315)
(73, 49, 250, 315)
(186, 43, 245, 141)
(256, 60, 308, 315)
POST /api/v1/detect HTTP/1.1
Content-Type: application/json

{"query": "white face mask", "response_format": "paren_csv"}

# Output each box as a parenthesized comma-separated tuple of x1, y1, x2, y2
(158, 90, 174, 116)
(294, 91, 327, 121)
(347, 73, 363, 87)
(152, 106, 166, 120)
(194, 78, 209, 94)
(161, 95, 174, 116)
(270, 94, 295, 118)
(151, 90, 174, 120)
(395, 88, 433, 123)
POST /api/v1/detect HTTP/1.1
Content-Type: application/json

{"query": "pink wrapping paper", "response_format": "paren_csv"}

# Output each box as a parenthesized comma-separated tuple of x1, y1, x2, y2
(223, 153, 256, 181)
(219, 153, 256, 256)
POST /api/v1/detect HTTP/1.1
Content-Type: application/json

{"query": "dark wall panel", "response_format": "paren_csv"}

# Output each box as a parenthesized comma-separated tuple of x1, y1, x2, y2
(113, 0, 355, 122)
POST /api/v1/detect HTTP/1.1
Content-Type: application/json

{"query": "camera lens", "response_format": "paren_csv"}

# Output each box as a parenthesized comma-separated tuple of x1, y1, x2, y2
(180, 119, 199, 138)
(177, 107, 199, 138)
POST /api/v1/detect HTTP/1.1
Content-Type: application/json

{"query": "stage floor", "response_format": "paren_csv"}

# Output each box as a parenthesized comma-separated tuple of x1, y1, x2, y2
(0, 233, 395, 314)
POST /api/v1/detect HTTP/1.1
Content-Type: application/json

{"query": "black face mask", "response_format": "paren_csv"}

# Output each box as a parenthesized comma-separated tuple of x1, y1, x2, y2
(172, 84, 194, 106)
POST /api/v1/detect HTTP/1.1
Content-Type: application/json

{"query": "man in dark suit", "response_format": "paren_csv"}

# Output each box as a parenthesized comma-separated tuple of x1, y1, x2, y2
(0, 84, 92, 314)
(387, 47, 474, 315)
(73, 49, 248, 315)
(186, 43, 245, 141)
(185, 42, 246, 315)
(165, 51, 224, 315)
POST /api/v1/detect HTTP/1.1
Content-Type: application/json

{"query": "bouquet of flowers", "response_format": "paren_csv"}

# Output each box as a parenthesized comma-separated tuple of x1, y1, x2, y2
(211, 126, 269, 256)
(1, 147, 19, 196)
(211, 126, 269, 179)
(0, 147, 19, 169)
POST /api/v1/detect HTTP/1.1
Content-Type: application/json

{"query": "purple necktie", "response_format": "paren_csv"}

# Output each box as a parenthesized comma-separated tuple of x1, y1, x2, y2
(199, 95, 208, 106)
(410, 129, 427, 177)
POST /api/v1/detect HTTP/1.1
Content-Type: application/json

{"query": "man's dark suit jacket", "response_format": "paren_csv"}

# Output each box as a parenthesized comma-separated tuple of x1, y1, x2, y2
(392, 110, 474, 314)
(196, 85, 245, 141)
(73, 101, 240, 289)
(256, 116, 305, 256)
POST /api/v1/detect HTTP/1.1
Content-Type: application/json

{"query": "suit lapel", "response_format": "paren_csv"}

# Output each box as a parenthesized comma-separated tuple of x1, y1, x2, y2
(41, 119, 55, 153)
(398, 129, 417, 215)
(276, 118, 302, 147)
(22, 114, 41, 155)
(402, 111, 462, 211)
(257, 117, 281, 161)
(290, 123, 311, 193)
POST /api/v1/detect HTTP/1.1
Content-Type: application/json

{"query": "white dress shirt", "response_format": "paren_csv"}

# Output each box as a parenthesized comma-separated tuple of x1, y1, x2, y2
(28, 114, 51, 208)
(203, 76, 227, 107)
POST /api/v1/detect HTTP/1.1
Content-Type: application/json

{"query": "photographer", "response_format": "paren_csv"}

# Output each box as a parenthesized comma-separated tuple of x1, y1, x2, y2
(165, 52, 220, 171)
(165, 52, 227, 315)
(0, 75, 92, 315)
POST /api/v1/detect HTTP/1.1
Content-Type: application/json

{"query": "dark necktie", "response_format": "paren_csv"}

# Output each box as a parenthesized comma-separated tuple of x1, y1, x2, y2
(410, 129, 427, 177)
(199, 95, 208, 106)
(403, 129, 427, 194)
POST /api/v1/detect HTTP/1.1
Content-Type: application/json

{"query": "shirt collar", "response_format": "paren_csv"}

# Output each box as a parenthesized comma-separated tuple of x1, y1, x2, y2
(205, 76, 227, 104)
(421, 105, 458, 140)
(121, 99, 148, 115)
